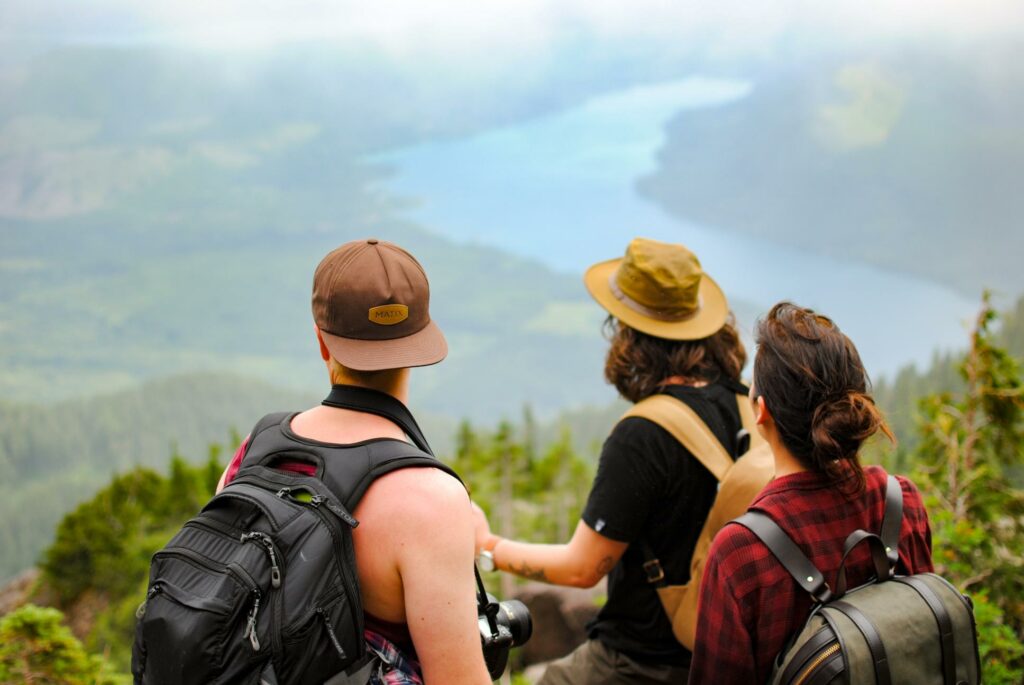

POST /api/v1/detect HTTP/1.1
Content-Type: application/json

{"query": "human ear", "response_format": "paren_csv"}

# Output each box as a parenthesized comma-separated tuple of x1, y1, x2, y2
(754, 395, 771, 427)
(314, 325, 331, 362)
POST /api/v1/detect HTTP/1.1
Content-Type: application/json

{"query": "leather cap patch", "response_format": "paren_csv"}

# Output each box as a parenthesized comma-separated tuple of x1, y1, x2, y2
(368, 304, 409, 325)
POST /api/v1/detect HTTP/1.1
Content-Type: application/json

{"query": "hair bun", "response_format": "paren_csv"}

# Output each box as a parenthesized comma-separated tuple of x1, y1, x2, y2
(810, 392, 882, 463)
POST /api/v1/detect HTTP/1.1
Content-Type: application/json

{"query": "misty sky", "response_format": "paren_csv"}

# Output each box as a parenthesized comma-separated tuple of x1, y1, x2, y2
(5, 1, 1022, 59)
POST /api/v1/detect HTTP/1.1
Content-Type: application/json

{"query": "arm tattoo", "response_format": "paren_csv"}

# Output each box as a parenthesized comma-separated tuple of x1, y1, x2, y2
(596, 556, 615, 576)
(509, 560, 548, 582)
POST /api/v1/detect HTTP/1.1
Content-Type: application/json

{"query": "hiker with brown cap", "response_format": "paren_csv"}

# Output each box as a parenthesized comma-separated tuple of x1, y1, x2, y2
(216, 239, 492, 684)
(473, 237, 761, 684)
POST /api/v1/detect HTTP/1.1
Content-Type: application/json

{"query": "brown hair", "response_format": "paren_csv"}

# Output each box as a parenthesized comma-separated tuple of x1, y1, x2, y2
(753, 302, 893, 493)
(604, 314, 747, 403)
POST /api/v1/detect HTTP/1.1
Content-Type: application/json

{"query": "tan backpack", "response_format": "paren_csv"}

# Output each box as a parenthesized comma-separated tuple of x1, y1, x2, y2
(620, 391, 774, 650)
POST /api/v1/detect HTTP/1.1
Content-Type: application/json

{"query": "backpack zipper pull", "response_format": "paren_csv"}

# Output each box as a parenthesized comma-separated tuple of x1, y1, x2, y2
(317, 607, 347, 660)
(310, 494, 360, 528)
(244, 593, 262, 651)
(136, 585, 161, 619)
(241, 532, 282, 589)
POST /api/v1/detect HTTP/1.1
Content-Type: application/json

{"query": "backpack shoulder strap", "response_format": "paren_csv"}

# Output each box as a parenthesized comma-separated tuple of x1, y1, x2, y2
(733, 511, 833, 604)
(238, 411, 295, 466)
(238, 412, 463, 512)
(322, 384, 434, 455)
(330, 440, 462, 511)
(621, 394, 733, 481)
(880, 475, 904, 567)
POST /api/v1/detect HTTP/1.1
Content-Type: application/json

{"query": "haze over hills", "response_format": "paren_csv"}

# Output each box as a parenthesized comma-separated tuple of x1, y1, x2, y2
(638, 42, 1024, 297)
(5, 33, 1023, 416)
(0, 45, 642, 418)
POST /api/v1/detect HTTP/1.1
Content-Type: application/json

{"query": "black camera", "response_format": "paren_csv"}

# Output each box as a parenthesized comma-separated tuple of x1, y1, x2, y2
(479, 593, 533, 680)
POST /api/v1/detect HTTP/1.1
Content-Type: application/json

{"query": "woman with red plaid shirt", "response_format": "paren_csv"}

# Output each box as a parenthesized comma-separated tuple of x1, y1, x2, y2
(688, 303, 934, 684)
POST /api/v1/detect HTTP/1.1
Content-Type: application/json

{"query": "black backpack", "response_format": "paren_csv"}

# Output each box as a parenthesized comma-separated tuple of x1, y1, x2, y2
(131, 385, 461, 685)
(734, 475, 981, 685)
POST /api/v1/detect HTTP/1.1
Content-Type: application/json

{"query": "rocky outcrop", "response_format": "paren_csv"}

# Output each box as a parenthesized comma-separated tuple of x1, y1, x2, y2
(512, 580, 605, 667)
(0, 568, 40, 616)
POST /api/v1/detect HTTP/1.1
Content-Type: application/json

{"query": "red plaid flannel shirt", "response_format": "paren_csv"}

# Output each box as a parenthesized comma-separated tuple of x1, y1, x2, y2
(688, 465, 933, 684)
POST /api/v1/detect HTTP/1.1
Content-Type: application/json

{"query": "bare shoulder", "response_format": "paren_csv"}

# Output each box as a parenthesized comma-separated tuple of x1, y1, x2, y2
(360, 466, 471, 526)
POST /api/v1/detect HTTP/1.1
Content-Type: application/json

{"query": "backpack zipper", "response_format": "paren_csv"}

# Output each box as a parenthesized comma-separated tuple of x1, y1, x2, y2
(792, 642, 841, 685)
(276, 488, 363, 652)
(318, 607, 348, 660)
(310, 494, 360, 528)
(240, 531, 282, 589)
(274, 487, 359, 528)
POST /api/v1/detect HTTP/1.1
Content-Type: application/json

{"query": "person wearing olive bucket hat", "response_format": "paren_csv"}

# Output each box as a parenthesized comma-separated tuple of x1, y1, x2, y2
(473, 237, 751, 684)
(215, 239, 493, 685)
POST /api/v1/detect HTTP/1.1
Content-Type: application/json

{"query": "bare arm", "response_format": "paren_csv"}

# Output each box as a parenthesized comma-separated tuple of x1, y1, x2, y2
(400, 474, 491, 685)
(475, 510, 627, 588)
(215, 465, 229, 493)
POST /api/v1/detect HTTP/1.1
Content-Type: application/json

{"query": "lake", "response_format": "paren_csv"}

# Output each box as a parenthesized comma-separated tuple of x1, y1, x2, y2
(373, 77, 979, 379)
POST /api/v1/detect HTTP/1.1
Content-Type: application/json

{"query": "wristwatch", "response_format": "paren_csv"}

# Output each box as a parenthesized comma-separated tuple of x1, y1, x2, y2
(477, 537, 501, 572)
(478, 549, 496, 572)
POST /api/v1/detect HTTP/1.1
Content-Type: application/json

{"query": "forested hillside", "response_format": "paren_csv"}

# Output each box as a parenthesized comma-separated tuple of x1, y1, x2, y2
(1, 217, 613, 419)
(0, 374, 319, 583)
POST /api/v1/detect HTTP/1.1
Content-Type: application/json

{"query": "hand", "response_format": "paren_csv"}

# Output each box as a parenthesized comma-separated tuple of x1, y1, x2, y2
(470, 501, 498, 555)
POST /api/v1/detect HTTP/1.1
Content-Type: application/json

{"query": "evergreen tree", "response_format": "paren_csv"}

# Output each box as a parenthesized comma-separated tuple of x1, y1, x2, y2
(0, 604, 125, 685)
(910, 293, 1024, 682)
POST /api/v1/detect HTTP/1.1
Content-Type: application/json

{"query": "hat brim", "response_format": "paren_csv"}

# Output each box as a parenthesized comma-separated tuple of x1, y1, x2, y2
(584, 258, 729, 340)
(320, 319, 448, 371)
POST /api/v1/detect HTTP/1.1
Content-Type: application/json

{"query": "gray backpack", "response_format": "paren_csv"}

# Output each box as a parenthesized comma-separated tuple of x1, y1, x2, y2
(734, 475, 980, 685)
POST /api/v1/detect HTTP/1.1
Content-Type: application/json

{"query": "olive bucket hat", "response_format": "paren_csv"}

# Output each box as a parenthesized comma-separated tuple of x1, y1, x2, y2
(312, 238, 447, 371)
(584, 237, 729, 340)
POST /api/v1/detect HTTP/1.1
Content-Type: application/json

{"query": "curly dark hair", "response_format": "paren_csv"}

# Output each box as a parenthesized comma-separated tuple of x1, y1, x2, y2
(753, 302, 894, 494)
(603, 315, 747, 403)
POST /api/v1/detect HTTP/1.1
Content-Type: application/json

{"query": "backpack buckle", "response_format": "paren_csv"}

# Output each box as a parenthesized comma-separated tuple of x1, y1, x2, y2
(642, 559, 665, 585)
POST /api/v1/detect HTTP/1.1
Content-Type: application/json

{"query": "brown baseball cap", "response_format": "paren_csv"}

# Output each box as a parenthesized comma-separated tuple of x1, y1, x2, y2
(312, 238, 447, 371)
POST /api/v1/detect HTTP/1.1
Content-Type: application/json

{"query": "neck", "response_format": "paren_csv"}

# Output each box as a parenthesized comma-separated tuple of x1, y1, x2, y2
(330, 368, 411, 405)
(382, 373, 410, 405)
(767, 433, 808, 478)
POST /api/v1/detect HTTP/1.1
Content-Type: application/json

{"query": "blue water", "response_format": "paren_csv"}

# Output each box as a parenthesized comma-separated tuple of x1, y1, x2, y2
(373, 78, 979, 378)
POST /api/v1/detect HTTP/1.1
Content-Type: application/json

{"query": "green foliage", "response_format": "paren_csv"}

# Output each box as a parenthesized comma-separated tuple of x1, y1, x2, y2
(873, 293, 1024, 464)
(450, 412, 594, 548)
(0, 604, 126, 685)
(971, 592, 1024, 684)
(910, 293, 1024, 680)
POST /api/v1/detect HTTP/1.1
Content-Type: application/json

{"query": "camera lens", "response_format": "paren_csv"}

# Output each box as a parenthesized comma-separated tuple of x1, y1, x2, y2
(479, 595, 533, 680)
(496, 600, 532, 646)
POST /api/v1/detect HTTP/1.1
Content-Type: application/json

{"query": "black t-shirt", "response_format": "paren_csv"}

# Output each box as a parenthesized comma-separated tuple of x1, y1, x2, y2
(582, 379, 747, 665)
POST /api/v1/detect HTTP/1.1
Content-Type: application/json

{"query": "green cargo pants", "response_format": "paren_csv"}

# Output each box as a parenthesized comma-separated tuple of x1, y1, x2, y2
(537, 639, 689, 685)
